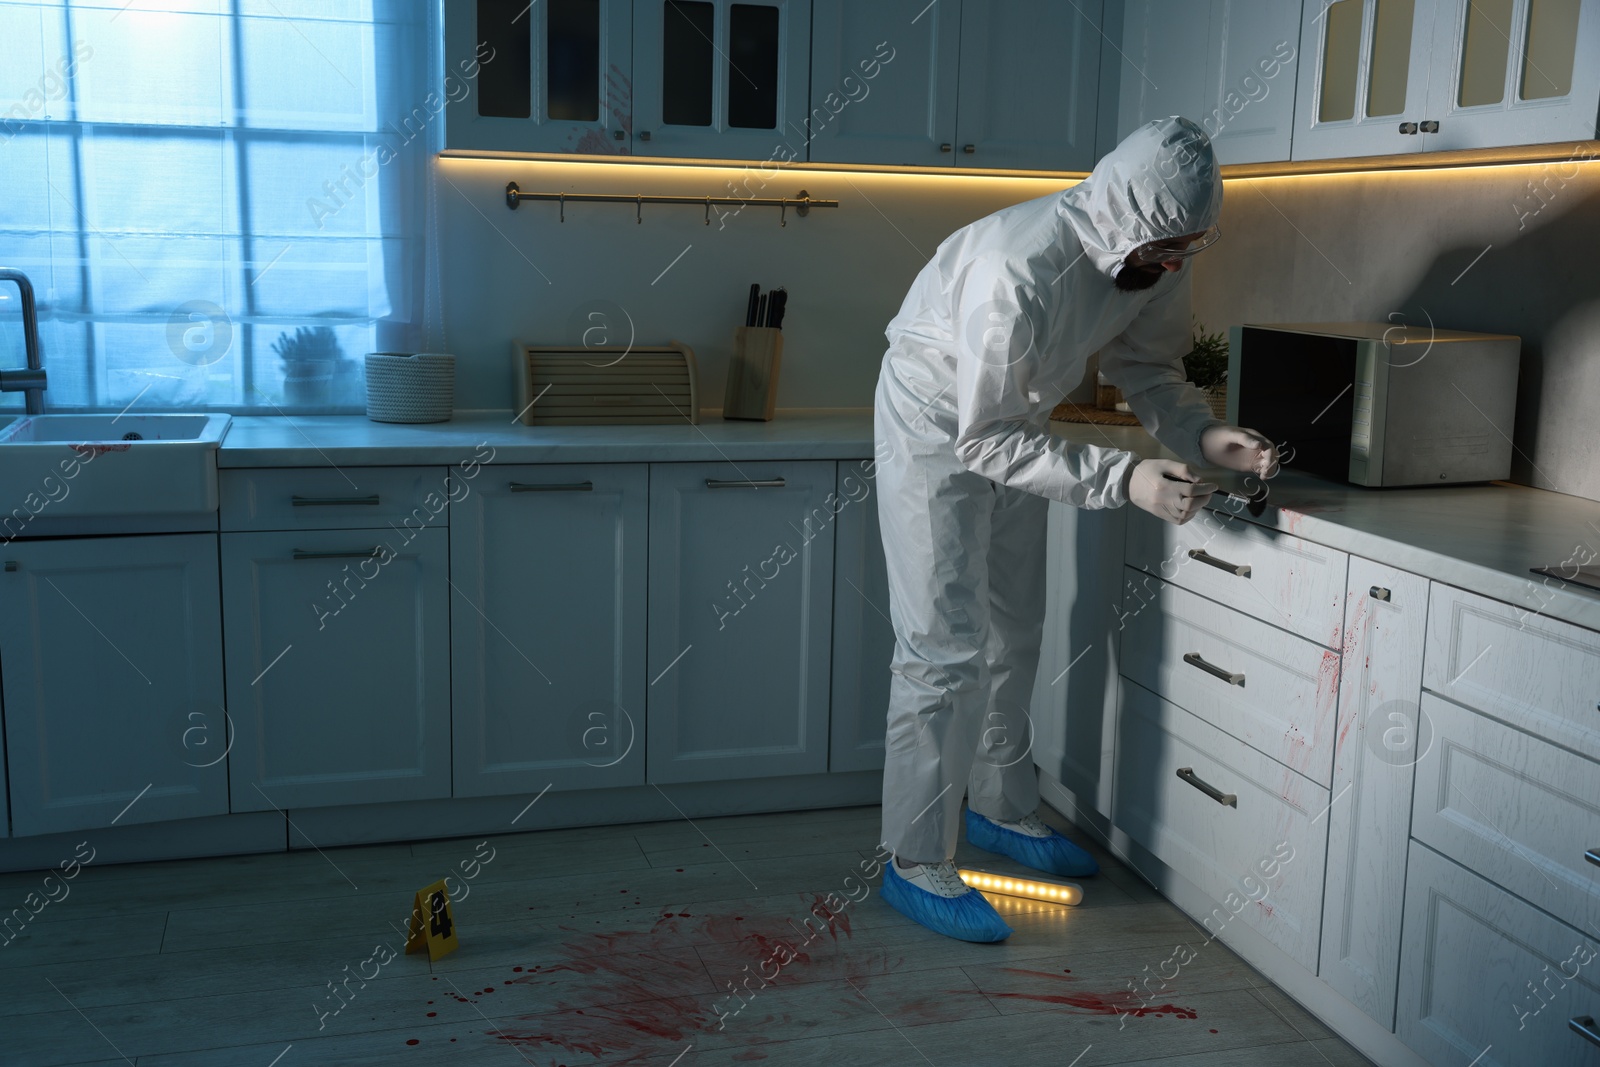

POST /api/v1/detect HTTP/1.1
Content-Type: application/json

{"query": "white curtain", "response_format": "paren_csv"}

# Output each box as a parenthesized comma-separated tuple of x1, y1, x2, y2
(0, 0, 437, 412)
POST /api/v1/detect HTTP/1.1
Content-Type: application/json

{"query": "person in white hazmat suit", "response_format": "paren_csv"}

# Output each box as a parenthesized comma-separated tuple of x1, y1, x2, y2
(873, 117, 1279, 942)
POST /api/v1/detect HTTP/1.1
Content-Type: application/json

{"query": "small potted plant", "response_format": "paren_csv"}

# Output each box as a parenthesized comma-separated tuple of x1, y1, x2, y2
(1184, 320, 1230, 420)
(273, 326, 342, 407)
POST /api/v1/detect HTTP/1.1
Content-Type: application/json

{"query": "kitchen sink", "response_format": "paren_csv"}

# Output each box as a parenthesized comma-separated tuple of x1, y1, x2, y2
(0, 413, 232, 518)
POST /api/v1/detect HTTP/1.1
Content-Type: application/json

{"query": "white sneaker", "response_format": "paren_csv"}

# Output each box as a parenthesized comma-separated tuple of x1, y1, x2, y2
(893, 858, 971, 898)
(983, 811, 1054, 838)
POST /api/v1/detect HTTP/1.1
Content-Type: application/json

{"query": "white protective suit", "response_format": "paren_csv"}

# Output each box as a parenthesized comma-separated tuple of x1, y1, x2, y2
(875, 117, 1226, 863)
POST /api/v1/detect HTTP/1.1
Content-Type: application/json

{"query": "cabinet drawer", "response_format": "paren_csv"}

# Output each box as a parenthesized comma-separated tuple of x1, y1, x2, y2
(1424, 583, 1600, 761)
(1120, 572, 1339, 787)
(1114, 682, 1330, 970)
(1125, 507, 1348, 647)
(220, 467, 449, 531)
(1398, 841, 1600, 1067)
(1412, 693, 1600, 937)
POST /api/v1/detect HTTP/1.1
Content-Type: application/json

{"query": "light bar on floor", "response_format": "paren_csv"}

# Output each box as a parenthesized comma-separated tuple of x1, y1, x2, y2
(957, 867, 1083, 905)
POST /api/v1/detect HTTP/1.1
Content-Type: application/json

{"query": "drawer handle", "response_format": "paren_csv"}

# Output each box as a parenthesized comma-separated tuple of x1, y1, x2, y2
(1177, 767, 1237, 808)
(291, 495, 381, 507)
(510, 481, 593, 492)
(1184, 652, 1246, 687)
(1188, 549, 1251, 577)
(292, 548, 383, 561)
(705, 478, 786, 489)
(1370, 585, 1391, 601)
(1586, 848, 1600, 868)
(1572, 1016, 1600, 1049)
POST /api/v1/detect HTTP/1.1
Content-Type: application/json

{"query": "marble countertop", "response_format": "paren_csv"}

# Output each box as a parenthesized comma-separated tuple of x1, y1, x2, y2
(216, 410, 878, 467)
(215, 410, 1600, 633)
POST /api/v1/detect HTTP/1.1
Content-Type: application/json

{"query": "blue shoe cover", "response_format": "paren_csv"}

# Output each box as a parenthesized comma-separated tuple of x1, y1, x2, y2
(965, 809, 1100, 877)
(879, 861, 1013, 943)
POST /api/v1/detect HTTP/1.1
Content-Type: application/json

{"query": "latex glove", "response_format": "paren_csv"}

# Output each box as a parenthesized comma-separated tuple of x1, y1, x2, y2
(1126, 458, 1217, 525)
(1202, 425, 1279, 478)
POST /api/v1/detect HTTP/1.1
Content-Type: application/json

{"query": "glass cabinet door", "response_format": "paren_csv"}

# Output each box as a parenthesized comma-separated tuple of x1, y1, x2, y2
(443, 0, 634, 153)
(631, 0, 812, 161)
(1292, 0, 1440, 159)
(1424, 0, 1599, 149)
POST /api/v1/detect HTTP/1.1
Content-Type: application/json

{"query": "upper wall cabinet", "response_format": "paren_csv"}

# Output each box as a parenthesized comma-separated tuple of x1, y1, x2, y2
(955, 0, 1105, 171)
(446, 0, 635, 154)
(446, 0, 811, 161)
(1293, 0, 1599, 160)
(806, 0, 960, 165)
(1101, 0, 1304, 165)
(807, 0, 1102, 171)
(632, 0, 813, 160)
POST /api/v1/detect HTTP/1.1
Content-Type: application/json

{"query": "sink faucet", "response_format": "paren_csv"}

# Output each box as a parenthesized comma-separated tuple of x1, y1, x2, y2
(0, 267, 47, 415)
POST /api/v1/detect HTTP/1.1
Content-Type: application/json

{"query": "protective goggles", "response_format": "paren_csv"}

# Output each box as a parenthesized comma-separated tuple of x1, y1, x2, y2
(1136, 225, 1222, 262)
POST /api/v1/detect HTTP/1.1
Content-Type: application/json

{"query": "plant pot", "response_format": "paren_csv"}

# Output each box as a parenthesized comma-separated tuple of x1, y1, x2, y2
(283, 360, 335, 406)
(1204, 384, 1228, 420)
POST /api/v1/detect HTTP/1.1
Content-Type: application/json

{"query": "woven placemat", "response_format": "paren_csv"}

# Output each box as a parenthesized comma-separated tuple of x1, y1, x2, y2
(1050, 402, 1141, 426)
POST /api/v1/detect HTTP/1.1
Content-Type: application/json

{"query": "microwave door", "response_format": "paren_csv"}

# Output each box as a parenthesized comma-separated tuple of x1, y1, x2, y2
(1236, 327, 1358, 483)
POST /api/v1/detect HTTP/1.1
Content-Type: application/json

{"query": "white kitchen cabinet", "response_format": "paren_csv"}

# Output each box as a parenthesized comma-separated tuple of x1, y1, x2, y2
(1102, 0, 1304, 164)
(806, 0, 960, 165)
(631, 0, 813, 160)
(646, 461, 835, 783)
(1411, 692, 1600, 937)
(954, 0, 1105, 171)
(444, 0, 635, 154)
(1318, 558, 1429, 1031)
(1029, 500, 1126, 818)
(1398, 840, 1600, 1067)
(1295, 0, 1599, 160)
(1422, 0, 1600, 151)
(1120, 573, 1341, 786)
(1114, 681, 1331, 970)
(1124, 504, 1349, 648)
(827, 460, 893, 773)
(0, 535, 228, 837)
(221, 528, 451, 811)
(449, 463, 648, 796)
(1422, 581, 1600, 762)
(1293, 0, 1443, 159)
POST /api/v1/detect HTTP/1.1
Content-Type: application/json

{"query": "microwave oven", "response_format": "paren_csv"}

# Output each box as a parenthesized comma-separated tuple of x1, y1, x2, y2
(1226, 322, 1522, 487)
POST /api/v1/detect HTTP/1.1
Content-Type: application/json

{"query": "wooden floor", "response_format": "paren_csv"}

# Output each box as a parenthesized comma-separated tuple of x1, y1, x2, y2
(0, 804, 1376, 1066)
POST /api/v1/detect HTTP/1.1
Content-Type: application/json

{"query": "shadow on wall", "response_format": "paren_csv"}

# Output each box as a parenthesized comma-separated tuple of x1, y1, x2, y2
(1382, 185, 1600, 497)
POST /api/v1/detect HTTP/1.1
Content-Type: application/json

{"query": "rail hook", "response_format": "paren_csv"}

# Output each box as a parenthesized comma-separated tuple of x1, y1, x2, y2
(779, 197, 787, 228)
(558, 192, 565, 223)
(636, 194, 643, 225)
(704, 196, 712, 226)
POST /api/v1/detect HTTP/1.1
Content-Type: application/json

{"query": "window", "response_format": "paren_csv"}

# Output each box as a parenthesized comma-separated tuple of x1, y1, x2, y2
(0, 0, 436, 413)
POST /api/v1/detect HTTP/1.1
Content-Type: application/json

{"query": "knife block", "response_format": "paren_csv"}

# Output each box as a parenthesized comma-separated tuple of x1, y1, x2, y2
(722, 326, 782, 421)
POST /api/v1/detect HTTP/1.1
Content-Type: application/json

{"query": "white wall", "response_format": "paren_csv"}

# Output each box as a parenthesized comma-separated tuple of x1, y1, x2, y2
(434, 157, 1081, 412)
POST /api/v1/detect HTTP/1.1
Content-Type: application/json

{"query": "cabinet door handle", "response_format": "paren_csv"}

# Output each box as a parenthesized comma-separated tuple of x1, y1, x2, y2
(1571, 1016, 1600, 1049)
(637, 130, 652, 141)
(1420, 119, 1439, 133)
(1188, 548, 1251, 577)
(1177, 767, 1237, 808)
(940, 142, 953, 152)
(510, 481, 593, 492)
(291, 495, 381, 507)
(1585, 848, 1600, 868)
(292, 548, 383, 561)
(3, 561, 14, 572)
(963, 143, 976, 154)
(1184, 651, 1246, 687)
(1370, 585, 1391, 601)
(705, 478, 786, 489)
(1399, 121, 1419, 134)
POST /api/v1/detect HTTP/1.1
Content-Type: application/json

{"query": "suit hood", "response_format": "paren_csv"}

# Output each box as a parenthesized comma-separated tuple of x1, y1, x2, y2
(1060, 116, 1223, 280)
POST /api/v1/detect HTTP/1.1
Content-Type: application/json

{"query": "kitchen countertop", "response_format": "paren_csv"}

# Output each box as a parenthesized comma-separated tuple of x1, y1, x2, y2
(217, 410, 878, 467)
(216, 410, 1600, 633)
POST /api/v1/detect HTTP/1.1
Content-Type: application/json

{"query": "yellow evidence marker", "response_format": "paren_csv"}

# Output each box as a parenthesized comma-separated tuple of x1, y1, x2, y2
(405, 879, 459, 961)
